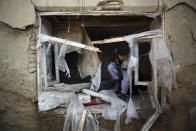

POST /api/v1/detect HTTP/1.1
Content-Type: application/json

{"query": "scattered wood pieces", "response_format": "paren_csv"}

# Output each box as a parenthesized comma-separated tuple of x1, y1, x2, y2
(78, 110, 87, 131)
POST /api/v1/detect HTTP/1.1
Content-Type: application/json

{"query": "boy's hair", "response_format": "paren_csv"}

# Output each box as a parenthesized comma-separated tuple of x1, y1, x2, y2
(117, 45, 130, 56)
(111, 45, 130, 62)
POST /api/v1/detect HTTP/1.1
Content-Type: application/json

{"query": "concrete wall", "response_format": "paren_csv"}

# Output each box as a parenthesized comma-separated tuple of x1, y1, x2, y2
(0, 22, 39, 131)
(32, 0, 164, 12)
(0, 0, 35, 29)
(158, 4, 196, 130)
(164, 4, 196, 68)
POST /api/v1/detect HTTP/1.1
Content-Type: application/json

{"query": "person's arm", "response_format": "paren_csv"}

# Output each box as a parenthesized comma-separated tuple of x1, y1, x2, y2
(108, 63, 119, 80)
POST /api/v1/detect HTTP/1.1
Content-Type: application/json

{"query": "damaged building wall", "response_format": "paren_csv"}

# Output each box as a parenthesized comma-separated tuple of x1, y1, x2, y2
(31, 0, 196, 13)
(0, 0, 36, 29)
(32, 0, 164, 12)
(164, 0, 196, 11)
(164, 4, 196, 68)
(150, 3, 196, 131)
(0, 23, 39, 130)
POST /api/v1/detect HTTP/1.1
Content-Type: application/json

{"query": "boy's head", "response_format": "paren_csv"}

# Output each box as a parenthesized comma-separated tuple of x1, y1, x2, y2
(117, 45, 129, 61)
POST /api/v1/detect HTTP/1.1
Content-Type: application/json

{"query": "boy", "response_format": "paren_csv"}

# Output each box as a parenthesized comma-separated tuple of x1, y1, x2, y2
(107, 46, 130, 100)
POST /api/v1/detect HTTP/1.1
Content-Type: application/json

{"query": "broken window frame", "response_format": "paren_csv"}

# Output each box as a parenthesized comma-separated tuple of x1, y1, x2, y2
(36, 12, 165, 131)
(90, 29, 163, 130)
(36, 14, 101, 97)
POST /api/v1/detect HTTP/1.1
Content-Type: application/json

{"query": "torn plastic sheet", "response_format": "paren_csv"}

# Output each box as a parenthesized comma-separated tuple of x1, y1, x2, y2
(152, 38, 172, 61)
(82, 89, 138, 131)
(100, 90, 126, 131)
(38, 91, 74, 111)
(124, 29, 162, 44)
(125, 36, 138, 73)
(125, 98, 139, 124)
(36, 34, 52, 49)
(58, 43, 71, 78)
(128, 56, 138, 71)
(36, 41, 42, 48)
(90, 63, 102, 92)
(63, 94, 99, 131)
(46, 42, 54, 81)
(157, 59, 173, 92)
(46, 42, 52, 54)
(99, 90, 138, 131)
(149, 38, 174, 92)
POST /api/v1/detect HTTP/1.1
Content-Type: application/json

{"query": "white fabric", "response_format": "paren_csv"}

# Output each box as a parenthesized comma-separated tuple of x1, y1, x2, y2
(128, 56, 138, 71)
(154, 38, 172, 61)
(100, 90, 126, 120)
(149, 37, 174, 92)
(100, 90, 138, 131)
(38, 91, 74, 111)
(58, 43, 71, 78)
(90, 63, 102, 92)
(63, 94, 99, 131)
(125, 98, 139, 124)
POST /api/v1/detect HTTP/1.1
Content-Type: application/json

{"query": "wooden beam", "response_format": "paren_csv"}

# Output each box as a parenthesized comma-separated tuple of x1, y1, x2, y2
(141, 110, 162, 131)
(92, 37, 125, 44)
(78, 110, 87, 131)
(47, 82, 91, 92)
(40, 34, 101, 52)
(91, 30, 162, 45)
(36, 15, 43, 98)
(39, 11, 156, 17)
(82, 89, 112, 103)
(53, 44, 60, 82)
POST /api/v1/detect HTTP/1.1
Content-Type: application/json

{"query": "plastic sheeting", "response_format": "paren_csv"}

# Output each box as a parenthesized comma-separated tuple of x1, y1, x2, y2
(125, 29, 175, 92)
(128, 56, 138, 71)
(100, 90, 126, 131)
(125, 29, 162, 74)
(99, 90, 138, 130)
(58, 43, 71, 78)
(150, 38, 173, 92)
(90, 63, 102, 92)
(125, 98, 139, 124)
(38, 91, 74, 111)
(63, 94, 99, 131)
(36, 34, 52, 48)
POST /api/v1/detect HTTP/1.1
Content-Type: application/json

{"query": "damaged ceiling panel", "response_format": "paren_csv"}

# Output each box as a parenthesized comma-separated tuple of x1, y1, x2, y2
(0, 0, 36, 29)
